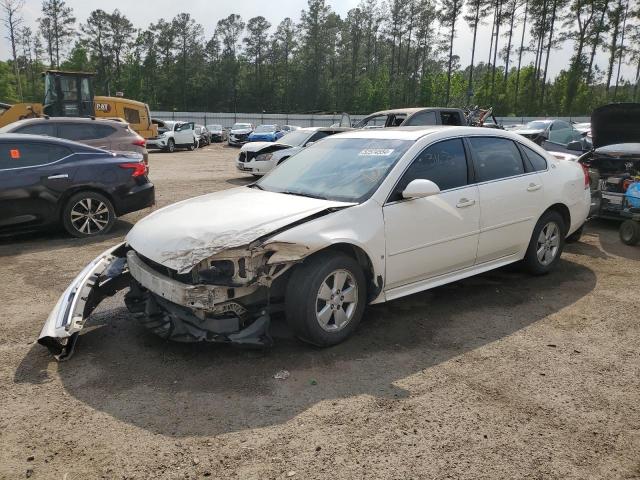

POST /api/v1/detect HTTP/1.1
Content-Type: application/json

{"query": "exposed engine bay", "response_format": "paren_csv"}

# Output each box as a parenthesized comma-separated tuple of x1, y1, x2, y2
(581, 147, 640, 216)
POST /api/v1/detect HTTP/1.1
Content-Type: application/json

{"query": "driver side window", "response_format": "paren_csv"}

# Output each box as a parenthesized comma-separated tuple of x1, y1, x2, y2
(390, 138, 469, 202)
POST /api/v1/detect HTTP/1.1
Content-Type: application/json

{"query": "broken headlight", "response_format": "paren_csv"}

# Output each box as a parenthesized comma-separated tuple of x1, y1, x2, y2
(198, 260, 235, 284)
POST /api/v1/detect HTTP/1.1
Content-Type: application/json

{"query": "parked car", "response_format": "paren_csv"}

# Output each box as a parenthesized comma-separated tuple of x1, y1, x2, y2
(248, 124, 285, 143)
(354, 107, 467, 128)
(39, 126, 590, 360)
(195, 124, 210, 148)
(573, 122, 591, 134)
(0, 133, 154, 238)
(576, 103, 640, 245)
(147, 120, 197, 152)
(237, 127, 351, 177)
(0, 117, 149, 164)
(228, 123, 255, 146)
(511, 119, 588, 153)
(207, 124, 227, 142)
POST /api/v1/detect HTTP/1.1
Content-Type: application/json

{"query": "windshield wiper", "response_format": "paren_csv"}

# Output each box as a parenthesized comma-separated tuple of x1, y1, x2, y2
(279, 190, 327, 200)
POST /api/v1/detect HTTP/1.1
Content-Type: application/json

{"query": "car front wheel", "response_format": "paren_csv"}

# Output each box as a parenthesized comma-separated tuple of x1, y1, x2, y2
(285, 251, 366, 347)
(166, 139, 175, 153)
(62, 191, 115, 238)
(523, 210, 565, 275)
(620, 220, 640, 246)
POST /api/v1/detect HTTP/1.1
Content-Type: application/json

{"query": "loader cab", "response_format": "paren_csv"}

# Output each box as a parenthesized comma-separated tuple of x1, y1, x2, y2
(42, 70, 95, 118)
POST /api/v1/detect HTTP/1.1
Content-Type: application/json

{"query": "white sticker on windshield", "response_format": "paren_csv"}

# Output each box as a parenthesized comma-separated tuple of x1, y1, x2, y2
(358, 148, 394, 156)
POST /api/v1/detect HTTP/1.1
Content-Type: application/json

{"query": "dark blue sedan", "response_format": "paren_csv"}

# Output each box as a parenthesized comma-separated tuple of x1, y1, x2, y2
(0, 134, 155, 237)
(248, 124, 285, 142)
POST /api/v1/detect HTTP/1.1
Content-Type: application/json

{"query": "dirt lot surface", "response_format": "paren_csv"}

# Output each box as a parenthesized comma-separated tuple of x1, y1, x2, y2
(1, 144, 639, 480)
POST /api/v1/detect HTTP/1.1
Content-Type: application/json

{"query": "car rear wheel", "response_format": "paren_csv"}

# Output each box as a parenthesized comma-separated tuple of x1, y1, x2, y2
(166, 139, 175, 153)
(285, 251, 366, 347)
(523, 211, 566, 275)
(62, 191, 115, 238)
(619, 220, 640, 246)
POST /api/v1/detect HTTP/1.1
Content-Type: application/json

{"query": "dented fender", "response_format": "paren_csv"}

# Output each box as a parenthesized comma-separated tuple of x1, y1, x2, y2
(38, 243, 129, 360)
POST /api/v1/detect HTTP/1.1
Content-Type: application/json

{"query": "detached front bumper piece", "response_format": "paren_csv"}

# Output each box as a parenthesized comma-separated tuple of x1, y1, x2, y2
(38, 243, 129, 361)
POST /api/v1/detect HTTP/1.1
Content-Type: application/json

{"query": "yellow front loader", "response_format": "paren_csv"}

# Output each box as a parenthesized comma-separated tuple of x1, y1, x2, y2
(0, 70, 157, 139)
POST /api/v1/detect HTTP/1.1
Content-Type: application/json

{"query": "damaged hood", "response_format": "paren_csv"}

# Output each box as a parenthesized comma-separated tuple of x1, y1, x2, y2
(591, 103, 640, 149)
(126, 187, 354, 273)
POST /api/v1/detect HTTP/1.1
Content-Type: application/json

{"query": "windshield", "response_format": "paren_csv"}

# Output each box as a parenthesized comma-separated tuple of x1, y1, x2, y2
(255, 125, 276, 133)
(525, 121, 552, 130)
(277, 130, 314, 146)
(232, 123, 252, 130)
(255, 137, 413, 202)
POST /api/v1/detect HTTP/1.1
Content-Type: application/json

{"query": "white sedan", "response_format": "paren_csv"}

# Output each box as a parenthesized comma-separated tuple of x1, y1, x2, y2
(39, 127, 591, 359)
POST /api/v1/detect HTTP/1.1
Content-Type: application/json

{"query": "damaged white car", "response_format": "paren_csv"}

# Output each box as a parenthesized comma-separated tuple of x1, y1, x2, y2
(39, 127, 591, 360)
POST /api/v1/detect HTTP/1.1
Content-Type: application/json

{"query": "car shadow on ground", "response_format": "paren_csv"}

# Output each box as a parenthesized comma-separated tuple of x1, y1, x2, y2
(0, 219, 134, 257)
(566, 220, 640, 261)
(14, 259, 596, 437)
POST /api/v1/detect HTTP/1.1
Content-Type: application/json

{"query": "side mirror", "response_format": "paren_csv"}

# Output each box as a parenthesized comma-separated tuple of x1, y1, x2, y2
(402, 179, 441, 199)
(567, 140, 583, 152)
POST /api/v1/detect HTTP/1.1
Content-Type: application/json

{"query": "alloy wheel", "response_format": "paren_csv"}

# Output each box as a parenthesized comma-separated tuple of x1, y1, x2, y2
(536, 221, 560, 266)
(315, 269, 358, 332)
(70, 198, 110, 235)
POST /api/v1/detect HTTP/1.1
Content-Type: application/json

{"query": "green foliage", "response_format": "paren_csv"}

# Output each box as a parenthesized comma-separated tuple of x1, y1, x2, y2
(2, 0, 640, 115)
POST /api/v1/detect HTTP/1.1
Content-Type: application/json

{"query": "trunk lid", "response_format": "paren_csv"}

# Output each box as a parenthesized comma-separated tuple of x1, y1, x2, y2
(591, 103, 640, 149)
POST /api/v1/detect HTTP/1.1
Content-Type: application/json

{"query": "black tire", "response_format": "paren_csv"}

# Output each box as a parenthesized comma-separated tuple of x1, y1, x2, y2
(62, 191, 115, 238)
(285, 251, 367, 347)
(619, 220, 640, 246)
(188, 141, 196, 151)
(566, 225, 584, 243)
(523, 210, 566, 275)
(166, 139, 175, 153)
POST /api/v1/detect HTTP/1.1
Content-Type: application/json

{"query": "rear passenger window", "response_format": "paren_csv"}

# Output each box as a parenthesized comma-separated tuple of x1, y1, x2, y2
(521, 145, 548, 171)
(392, 138, 468, 201)
(469, 137, 525, 182)
(0, 143, 72, 169)
(15, 123, 57, 136)
(440, 111, 462, 126)
(59, 123, 115, 141)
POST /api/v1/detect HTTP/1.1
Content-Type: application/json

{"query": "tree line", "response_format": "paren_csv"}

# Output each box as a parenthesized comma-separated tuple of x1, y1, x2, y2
(1, 0, 639, 116)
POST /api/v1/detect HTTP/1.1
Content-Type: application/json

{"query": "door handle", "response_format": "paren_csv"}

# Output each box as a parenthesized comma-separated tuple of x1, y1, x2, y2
(456, 198, 476, 208)
(47, 174, 69, 179)
(527, 183, 542, 192)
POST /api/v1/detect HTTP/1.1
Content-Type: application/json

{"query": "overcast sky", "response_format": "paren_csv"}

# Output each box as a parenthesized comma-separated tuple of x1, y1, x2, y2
(1, 0, 635, 83)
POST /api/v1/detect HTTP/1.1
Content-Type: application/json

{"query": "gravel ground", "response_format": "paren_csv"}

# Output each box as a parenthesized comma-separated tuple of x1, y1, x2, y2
(1, 144, 639, 480)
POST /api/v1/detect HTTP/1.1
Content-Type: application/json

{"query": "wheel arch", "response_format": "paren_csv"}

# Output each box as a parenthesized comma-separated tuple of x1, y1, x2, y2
(544, 203, 571, 235)
(299, 242, 382, 302)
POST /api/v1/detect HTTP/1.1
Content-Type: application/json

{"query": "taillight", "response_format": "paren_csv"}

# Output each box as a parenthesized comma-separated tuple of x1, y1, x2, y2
(119, 162, 148, 177)
(581, 164, 590, 189)
(132, 136, 146, 147)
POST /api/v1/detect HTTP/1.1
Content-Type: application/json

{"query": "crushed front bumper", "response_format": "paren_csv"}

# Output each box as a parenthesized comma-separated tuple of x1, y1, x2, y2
(39, 246, 273, 360)
(38, 243, 130, 360)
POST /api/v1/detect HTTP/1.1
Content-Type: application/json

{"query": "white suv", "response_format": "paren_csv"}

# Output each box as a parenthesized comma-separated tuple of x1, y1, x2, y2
(147, 120, 197, 152)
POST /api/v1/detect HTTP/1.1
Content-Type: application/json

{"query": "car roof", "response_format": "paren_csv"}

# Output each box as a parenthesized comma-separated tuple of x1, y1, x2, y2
(332, 125, 525, 141)
(0, 132, 108, 151)
(0, 117, 129, 133)
(366, 107, 462, 116)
